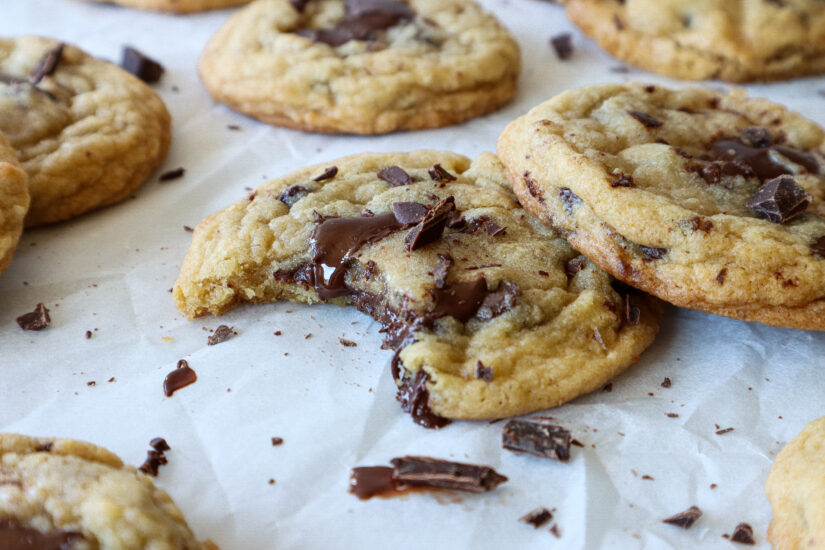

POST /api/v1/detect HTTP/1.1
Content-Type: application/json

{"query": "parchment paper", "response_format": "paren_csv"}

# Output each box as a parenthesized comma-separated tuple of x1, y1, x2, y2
(2, 1, 825, 548)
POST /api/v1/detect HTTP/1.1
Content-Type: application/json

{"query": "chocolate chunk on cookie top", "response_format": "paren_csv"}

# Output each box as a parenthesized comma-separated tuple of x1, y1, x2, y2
(498, 83, 825, 331)
(198, 0, 520, 134)
(174, 151, 662, 422)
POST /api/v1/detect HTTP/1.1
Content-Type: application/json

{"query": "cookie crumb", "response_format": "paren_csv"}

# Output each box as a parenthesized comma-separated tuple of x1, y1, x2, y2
(661, 377, 672, 388)
(730, 523, 755, 545)
(207, 325, 234, 345)
(550, 33, 573, 59)
(121, 46, 164, 83)
(519, 507, 553, 528)
(271, 437, 284, 446)
(663, 506, 702, 529)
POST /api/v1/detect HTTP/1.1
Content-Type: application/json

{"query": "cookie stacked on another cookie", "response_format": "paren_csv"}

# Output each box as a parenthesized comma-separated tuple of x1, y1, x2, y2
(0, 132, 28, 275)
(174, 151, 662, 424)
(0, 36, 171, 227)
(498, 83, 825, 331)
(0, 433, 210, 549)
(199, 0, 520, 134)
(564, 0, 825, 82)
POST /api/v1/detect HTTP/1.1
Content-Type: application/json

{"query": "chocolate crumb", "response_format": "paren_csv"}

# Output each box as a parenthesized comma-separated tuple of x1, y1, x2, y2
(741, 128, 772, 148)
(558, 188, 582, 215)
(85, 330, 92, 339)
(377, 166, 413, 187)
(661, 377, 672, 388)
(730, 523, 755, 545)
(338, 337, 357, 347)
(538, 270, 549, 277)
(549, 524, 561, 538)
(663, 506, 703, 529)
(639, 245, 667, 259)
(666, 413, 679, 418)
(710, 483, 717, 489)
(628, 111, 663, 128)
(158, 167, 185, 182)
(746, 176, 811, 223)
(36, 442, 53, 452)
(715, 427, 734, 435)
(502, 418, 571, 462)
(16, 303, 51, 331)
(121, 46, 164, 83)
(483, 220, 506, 237)
(519, 507, 553, 529)
(207, 325, 234, 345)
(313, 166, 338, 182)
(428, 163, 457, 184)
(184, 225, 194, 232)
(550, 33, 573, 59)
(268, 478, 276, 484)
(271, 437, 284, 446)
(610, 174, 634, 188)
(86, 381, 96, 387)
(717, 268, 728, 285)
(274, 330, 282, 336)
(641, 475, 654, 480)
(138, 437, 170, 476)
(227, 124, 241, 131)
(108, 377, 115, 383)
(602, 383, 613, 392)
(475, 361, 493, 382)
(30, 43, 64, 85)
(305, 333, 312, 339)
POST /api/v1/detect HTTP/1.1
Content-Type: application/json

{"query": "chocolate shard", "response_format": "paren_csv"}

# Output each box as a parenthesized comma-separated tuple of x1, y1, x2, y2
(483, 220, 506, 237)
(313, 166, 338, 182)
(662, 506, 702, 529)
(476, 281, 519, 321)
(277, 185, 313, 207)
(502, 418, 571, 462)
(628, 111, 663, 128)
(207, 325, 234, 345)
(741, 127, 772, 148)
(520, 507, 553, 529)
(377, 165, 414, 187)
(404, 196, 455, 251)
(431, 254, 454, 288)
(812, 236, 825, 257)
(121, 46, 164, 84)
(158, 167, 185, 182)
(16, 303, 51, 331)
(163, 359, 197, 397)
(550, 33, 573, 59)
(392, 201, 429, 225)
(475, 360, 493, 382)
(708, 137, 819, 181)
(610, 174, 634, 187)
(30, 43, 64, 85)
(390, 456, 508, 493)
(746, 175, 811, 223)
(396, 369, 451, 429)
(565, 257, 585, 278)
(730, 523, 756, 545)
(349, 466, 396, 499)
(639, 245, 667, 259)
(428, 163, 457, 183)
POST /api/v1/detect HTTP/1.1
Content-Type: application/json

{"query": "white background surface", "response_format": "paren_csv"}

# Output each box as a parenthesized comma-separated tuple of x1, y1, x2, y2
(2, 1, 825, 548)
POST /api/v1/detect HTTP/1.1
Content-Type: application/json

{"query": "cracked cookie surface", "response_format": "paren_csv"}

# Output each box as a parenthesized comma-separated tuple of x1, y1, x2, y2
(766, 416, 825, 550)
(0, 36, 170, 226)
(83, 0, 250, 13)
(174, 151, 661, 423)
(0, 132, 29, 275)
(566, 0, 825, 82)
(497, 83, 825, 331)
(198, 0, 520, 134)
(0, 433, 207, 550)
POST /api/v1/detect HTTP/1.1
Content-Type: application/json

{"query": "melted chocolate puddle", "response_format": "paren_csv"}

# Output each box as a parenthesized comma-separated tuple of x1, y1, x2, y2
(695, 135, 820, 184)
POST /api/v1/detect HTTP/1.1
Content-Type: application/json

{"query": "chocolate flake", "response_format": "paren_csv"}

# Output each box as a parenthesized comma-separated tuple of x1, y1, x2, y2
(502, 418, 571, 462)
(475, 361, 493, 382)
(549, 524, 561, 538)
(277, 185, 313, 206)
(85, 330, 92, 339)
(431, 254, 454, 289)
(404, 196, 455, 251)
(628, 111, 663, 128)
(661, 377, 672, 388)
(523, 172, 544, 203)
(639, 245, 667, 259)
(746, 175, 811, 223)
(520, 507, 553, 529)
(163, 359, 197, 397)
(338, 337, 357, 347)
(476, 281, 519, 321)
(378, 165, 414, 187)
(715, 427, 734, 435)
(207, 325, 234, 345)
(730, 523, 756, 545)
(158, 167, 185, 182)
(550, 33, 573, 59)
(184, 225, 194, 232)
(30, 43, 64, 85)
(666, 413, 679, 418)
(313, 166, 338, 182)
(610, 174, 634, 188)
(716, 268, 728, 285)
(812, 236, 825, 257)
(121, 46, 164, 83)
(16, 303, 51, 331)
(565, 257, 585, 277)
(390, 456, 508, 493)
(428, 163, 457, 184)
(392, 201, 429, 225)
(663, 506, 703, 529)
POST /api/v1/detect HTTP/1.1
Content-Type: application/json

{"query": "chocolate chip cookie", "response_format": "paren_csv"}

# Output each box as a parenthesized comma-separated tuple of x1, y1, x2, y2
(766, 416, 825, 549)
(174, 151, 662, 424)
(83, 0, 249, 12)
(198, 0, 520, 134)
(565, 0, 825, 82)
(0, 433, 210, 549)
(0, 131, 28, 275)
(0, 36, 171, 226)
(497, 83, 825, 331)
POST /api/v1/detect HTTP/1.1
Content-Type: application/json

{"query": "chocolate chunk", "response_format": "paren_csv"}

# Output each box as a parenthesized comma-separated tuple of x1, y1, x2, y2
(289, 0, 309, 11)
(565, 257, 585, 277)
(121, 46, 164, 83)
(730, 523, 756, 545)
(16, 303, 50, 331)
(502, 418, 571, 462)
(396, 369, 451, 429)
(475, 360, 493, 382)
(158, 167, 185, 182)
(610, 174, 634, 188)
(271, 437, 284, 446)
(346, 0, 414, 19)
(404, 196, 455, 251)
(476, 281, 519, 320)
(639, 245, 667, 259)
(558, 188, 581, 216)
(313, 166, 338, 182)
(741, 128, 772, 148)
(431, 254, 453, 288)
(811, 236, 825, 257)
(746, 175, 811, 223)
(0, 520, 85, 549)
(445, 210, 465, 229)
(550, 33, 573, 59)
(708, 137, 819, 181)
(378, 165, 414, 186)
(483, 220, 506, 237)
(338, 337, 357, 347)
(207, 325, 234, 345)
(392, 201, 429, 225)
(163, 359, 197, 397)
(390, 456, 507, 493)
(428, 163, 457, 183)
(30, 43, 64, 85)
(628, 111, 663, 128)
(429, 277, 488, 322)
(661, 377, 672, 388)
(138, 449, 168, 476)
(520, 507, 553, 529)
(663, 506, 702, 528)
(349, 466, 397, 499)
(150, 437, 170, 452)
(277, 185, 313, 206)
